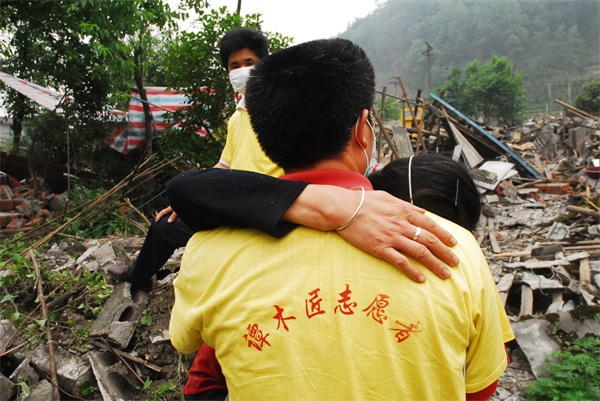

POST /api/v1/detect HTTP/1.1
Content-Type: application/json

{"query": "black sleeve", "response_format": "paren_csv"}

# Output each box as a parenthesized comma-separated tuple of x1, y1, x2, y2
(167, 168, 309, 238)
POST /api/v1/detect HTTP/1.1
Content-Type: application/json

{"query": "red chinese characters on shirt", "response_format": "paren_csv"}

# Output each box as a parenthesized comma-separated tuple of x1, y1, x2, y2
(362, 293, 390, 324)
(243, 323, 271, 351)
(273, 305, 296, 331)
(305, 288, 326, 319)
(389, 320, 422, 343)
(334, 284, 357, 315)
(243, 288, 422, 350)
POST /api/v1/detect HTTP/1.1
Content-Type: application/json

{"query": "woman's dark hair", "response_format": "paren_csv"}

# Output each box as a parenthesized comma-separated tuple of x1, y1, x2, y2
(368, 154, 481, 231)
(219, 28, 270, 69)
(245, 38, 375, 171)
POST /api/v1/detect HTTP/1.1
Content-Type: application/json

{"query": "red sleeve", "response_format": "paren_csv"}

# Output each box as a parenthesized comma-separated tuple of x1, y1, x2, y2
(466, 380, 498, 401)
(183, 344, 227, 396)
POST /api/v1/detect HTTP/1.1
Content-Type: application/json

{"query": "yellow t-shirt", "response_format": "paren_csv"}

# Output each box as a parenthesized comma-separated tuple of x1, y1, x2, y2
(219, 107, 284, 177)
(170, 211, 514, 400)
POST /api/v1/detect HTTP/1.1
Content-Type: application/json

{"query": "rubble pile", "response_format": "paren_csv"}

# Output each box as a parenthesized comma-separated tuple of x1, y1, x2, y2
(1, 185, 598, 401)
(0, 174, 67, 234)
(1, 99, 599, 400)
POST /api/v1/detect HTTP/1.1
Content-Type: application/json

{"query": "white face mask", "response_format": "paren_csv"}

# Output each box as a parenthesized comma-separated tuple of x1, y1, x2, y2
(355, 115, 376, 176)
(228, 66, 254, 95)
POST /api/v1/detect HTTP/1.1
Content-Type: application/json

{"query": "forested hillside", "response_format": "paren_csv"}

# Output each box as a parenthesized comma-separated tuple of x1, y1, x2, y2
(340, 0, 599, 115)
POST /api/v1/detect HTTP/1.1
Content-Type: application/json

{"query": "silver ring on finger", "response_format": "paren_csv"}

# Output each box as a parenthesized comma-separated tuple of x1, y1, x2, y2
(412, 227, 422, 241)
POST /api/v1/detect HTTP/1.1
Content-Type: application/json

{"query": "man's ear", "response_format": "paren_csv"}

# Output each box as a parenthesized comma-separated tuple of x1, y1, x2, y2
(354, 108, 371, 149)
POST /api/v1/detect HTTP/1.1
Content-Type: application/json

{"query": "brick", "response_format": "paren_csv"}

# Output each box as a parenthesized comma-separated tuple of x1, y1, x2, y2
(535, 182, 572, 195)
(6, 216, 26, 230)
(534, 183, 571, 195)
(0, 199, 14, 211)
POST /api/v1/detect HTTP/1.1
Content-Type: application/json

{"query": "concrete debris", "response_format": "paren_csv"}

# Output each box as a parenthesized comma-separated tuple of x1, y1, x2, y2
(0, 239, 162, 401)
(88, 351, 141, 401)
(511, 319, 561, 378)
(0, 372, 15, 401)
(91, 282, 149, 349)
(22, 380, 53, 401)
(30, 344, 94, 396)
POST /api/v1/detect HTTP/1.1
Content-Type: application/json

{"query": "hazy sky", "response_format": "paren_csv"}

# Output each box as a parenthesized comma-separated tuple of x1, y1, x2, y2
(202, 0, 382, 44)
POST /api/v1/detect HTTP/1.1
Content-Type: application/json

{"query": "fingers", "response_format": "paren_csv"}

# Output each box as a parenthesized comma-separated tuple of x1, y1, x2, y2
(391, 234, 453, 279)
(407, 211, 457, 247)
(155, 206, 174, 223)
(378, 248, 426, 283)
(404, 213, 460, 267)
(168, 211, 178, 223)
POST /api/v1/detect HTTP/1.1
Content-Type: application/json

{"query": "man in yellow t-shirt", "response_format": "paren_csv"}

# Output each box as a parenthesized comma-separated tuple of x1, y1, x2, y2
(213, 28, 283, 177)
(170, 38, 513, 400)
(215, 97, 283, 176)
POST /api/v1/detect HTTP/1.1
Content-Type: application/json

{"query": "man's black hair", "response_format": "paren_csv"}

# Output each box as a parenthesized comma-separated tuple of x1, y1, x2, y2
(368, 154, 481, 231)
(219, 28, 269, 69)
(245, 38, 375, 172)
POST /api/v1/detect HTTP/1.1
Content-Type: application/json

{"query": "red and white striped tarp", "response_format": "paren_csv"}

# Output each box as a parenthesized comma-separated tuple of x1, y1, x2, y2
(0, 71, 70, 112)
(108, 87, 209, 154)
(0, 73, 207, 154)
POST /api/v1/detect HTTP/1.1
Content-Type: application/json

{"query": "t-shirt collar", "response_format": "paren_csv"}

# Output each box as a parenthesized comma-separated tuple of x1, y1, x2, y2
(281, 169, 373, 190)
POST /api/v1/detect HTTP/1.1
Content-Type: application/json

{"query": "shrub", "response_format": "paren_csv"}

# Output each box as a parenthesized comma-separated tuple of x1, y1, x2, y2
(525, 336, 600, 401)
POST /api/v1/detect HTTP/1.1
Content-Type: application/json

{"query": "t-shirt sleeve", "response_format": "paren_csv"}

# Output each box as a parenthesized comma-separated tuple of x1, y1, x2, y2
(464, 250, 513, 393)
(169, 282, 205, 354)
(168, 168, 309, 238)
(218, 114, 237, 167)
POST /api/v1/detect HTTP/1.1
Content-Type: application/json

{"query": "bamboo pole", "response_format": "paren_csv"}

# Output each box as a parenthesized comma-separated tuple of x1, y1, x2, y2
(371, 107, 400, 159)
(31, 250, 61, 401)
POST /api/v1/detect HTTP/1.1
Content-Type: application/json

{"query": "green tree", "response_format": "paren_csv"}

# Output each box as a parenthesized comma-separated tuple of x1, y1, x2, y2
(442, 56, 525, 124)
(0, 0, 181, 168)
(574, 79, 600, 116)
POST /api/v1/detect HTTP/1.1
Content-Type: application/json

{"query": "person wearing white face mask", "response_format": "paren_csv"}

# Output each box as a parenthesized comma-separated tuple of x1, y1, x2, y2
(212, 28, 284, 177)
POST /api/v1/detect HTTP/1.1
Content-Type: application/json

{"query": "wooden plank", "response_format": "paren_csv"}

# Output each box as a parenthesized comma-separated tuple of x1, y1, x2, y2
(487, 217, 502, 254)
(579, 258, 591, 286)
(565, 252, 591, 262)
(391, 125, 414, 158)
(519, 285, 534, 318)
(495, 250, 531, 258)
(496, 273, 515, 306)
(441, 110, 484, 169)
(505, 259, 570, 269)
(566, 205, 600, 219)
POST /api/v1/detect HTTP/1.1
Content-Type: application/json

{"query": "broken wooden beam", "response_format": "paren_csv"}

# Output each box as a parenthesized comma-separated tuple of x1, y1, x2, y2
(566, 205, 600, 219)
(519, 285, 534, 318)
